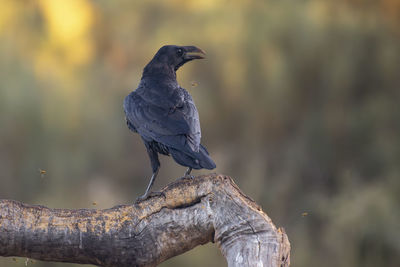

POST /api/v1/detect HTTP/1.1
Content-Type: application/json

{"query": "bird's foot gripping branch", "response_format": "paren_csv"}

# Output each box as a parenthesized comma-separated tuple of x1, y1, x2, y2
(0, 174, 290, 267)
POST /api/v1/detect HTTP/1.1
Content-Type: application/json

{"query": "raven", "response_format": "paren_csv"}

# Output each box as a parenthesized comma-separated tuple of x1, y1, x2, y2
(124, 45, 216, 200)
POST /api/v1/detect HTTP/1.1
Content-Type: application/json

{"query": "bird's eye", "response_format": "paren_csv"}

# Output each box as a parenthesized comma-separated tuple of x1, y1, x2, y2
(176, 49, 183, 56)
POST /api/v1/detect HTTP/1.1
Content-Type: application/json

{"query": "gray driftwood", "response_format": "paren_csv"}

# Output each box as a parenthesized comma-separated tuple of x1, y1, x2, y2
(0, 174, 290, 266)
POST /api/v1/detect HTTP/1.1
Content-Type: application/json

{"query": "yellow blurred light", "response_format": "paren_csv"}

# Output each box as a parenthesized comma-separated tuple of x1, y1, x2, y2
(38, 0, 94, 66)
(170, 0, 222, 11)
(39, 0, 93, 43)
(0, 0, 16, 33)
(33, 0, 95, 131)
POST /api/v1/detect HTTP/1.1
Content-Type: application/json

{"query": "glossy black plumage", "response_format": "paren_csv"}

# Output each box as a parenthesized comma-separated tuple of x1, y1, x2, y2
(124, 45, 216, 200)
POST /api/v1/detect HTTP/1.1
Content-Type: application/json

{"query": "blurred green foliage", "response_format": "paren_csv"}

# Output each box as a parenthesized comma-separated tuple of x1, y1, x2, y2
(1, 0, 400, 266)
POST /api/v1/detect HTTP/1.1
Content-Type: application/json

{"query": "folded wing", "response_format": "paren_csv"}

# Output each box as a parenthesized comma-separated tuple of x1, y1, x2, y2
(124, 89, 201, 154)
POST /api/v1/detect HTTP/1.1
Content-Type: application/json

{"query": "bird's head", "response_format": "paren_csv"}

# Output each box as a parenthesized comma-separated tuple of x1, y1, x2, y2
(144, 45, 206, 76)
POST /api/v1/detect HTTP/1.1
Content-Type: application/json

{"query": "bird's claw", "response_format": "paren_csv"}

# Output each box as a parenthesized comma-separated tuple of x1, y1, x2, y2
(149, 191, 166, 198)
(135, 191, 165, 203)
(135, 194, 148, 203)
(178, 175, 194, 181)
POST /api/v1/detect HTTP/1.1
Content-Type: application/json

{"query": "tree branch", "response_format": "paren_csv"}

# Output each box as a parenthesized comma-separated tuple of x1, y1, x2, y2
(0, 174, 290, 266)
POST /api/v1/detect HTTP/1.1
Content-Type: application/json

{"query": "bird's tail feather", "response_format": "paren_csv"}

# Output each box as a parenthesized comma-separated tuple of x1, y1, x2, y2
(169, 144, 216, 170)
(197, 145, 216, 169)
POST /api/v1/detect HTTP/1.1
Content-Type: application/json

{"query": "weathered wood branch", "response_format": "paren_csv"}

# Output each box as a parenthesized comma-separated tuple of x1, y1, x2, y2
(0, 174, 290, 266)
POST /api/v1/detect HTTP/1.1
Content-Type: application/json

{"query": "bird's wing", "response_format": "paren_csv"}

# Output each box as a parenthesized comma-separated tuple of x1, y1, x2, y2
(179, 89, 201, 152)
(124, 90, 201, 153)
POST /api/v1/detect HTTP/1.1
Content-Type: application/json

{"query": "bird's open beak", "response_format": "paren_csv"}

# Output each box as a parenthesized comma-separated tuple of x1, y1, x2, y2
(183, 46, 206, 60)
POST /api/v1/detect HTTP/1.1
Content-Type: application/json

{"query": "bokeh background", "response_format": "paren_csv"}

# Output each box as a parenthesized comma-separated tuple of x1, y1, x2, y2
(1, 0, 400, 266)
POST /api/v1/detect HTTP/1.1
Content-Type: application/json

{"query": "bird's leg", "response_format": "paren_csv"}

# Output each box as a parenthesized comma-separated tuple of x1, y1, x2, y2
(136, 142, 164, 202)
(183, 167, 194, 179)
(136, 167, 160, 202)
(184, 167, 192, 176)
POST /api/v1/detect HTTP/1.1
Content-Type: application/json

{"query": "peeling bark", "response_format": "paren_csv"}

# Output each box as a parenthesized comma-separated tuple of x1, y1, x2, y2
(0, 174, 290, 267)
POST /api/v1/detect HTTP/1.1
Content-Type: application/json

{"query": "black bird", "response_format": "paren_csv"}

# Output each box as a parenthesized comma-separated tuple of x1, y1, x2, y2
(124, 45, 216, 200)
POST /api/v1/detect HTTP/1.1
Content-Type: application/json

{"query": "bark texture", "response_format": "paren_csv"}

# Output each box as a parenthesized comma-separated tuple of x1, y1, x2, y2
(0, 174, 290, 267)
